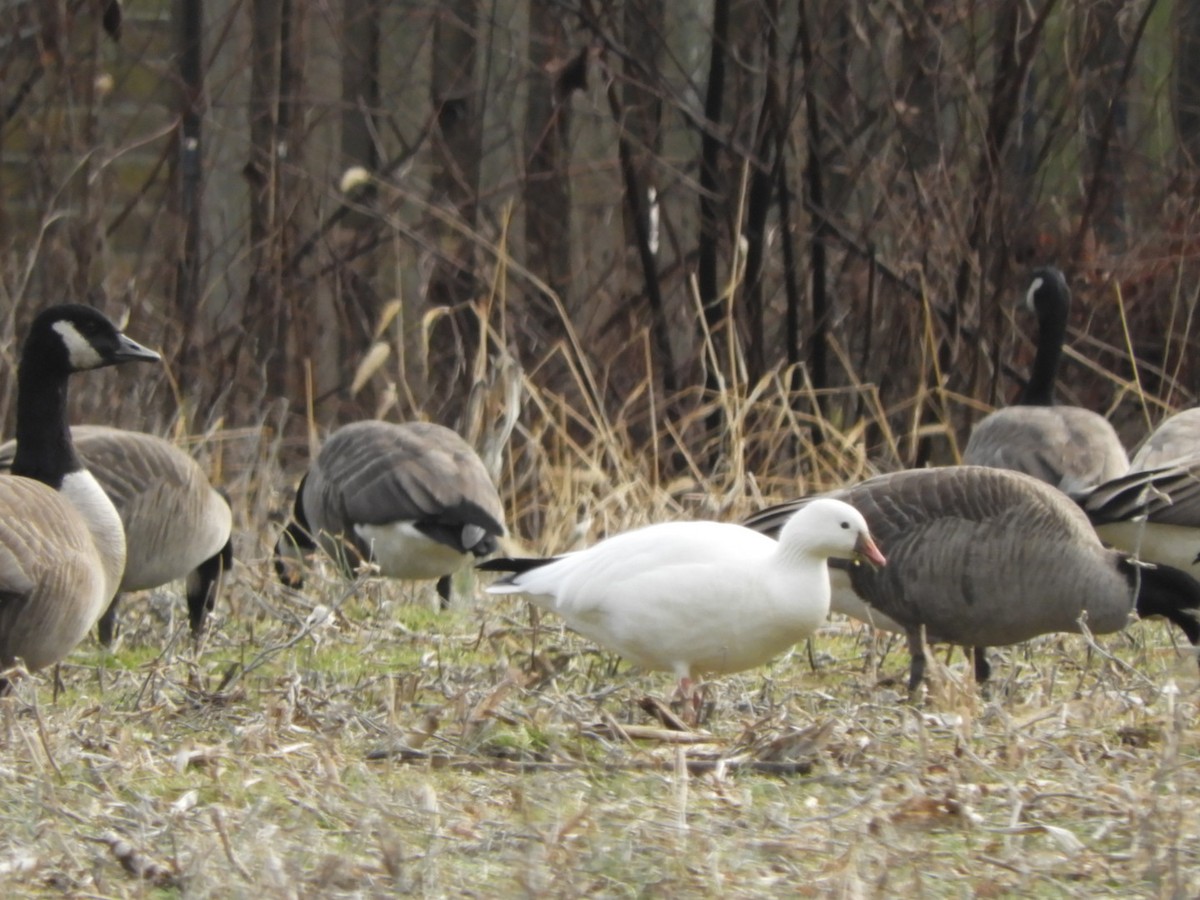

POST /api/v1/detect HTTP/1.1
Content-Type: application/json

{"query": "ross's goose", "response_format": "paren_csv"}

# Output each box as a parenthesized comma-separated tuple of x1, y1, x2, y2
(479, 498, 885, 701)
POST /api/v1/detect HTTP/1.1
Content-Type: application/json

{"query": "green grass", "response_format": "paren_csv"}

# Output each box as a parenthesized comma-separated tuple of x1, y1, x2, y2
(1, 566, 1197, 897)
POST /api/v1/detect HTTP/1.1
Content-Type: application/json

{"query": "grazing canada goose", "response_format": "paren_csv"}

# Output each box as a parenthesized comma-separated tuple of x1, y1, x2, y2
(275, 420, 505, 604)
(0, 304, 160, 674)
(0, 427, 234, 645)
(478, 499, 886, 703)
(744, 467, 1200, 691)
(963, 267, 1128, 493)
(1075, 462, 1200, 581)
(1130, 408, 1200, 470)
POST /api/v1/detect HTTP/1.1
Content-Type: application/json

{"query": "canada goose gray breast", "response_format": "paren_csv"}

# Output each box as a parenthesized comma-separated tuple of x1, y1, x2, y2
(0, 305, 160, 673)
(746, 466, 1200, 689)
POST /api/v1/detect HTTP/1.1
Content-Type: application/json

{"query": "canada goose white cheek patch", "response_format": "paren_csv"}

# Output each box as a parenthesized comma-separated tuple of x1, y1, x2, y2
(1024, 276, 1044, 313)
(52, 321, 104, 370)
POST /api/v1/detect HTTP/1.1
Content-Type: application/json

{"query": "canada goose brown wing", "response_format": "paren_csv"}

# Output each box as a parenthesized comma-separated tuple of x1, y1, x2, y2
(0, 478, 109, 671)
(1077, 464, 1200, 528)
(0, 427, 233, 594)
(305, 421, 504, 536)
(70, 427, 232, 592)
(1131, 409, 1200, 470)
(963, 406, 1128, 492)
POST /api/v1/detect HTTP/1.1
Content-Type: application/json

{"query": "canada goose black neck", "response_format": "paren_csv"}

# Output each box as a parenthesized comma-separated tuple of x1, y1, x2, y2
(12, 312, 88, 487)
(10, 305, 160, 488)
(1018, 267, 1069, 407)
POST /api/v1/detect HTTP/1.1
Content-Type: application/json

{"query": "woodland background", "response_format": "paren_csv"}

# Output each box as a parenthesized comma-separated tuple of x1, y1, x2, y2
(3, 0, 1200, 487)
(4, 4, 1200, 894)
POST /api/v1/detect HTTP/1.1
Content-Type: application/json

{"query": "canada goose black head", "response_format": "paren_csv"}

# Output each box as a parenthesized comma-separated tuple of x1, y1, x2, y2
(13, 306, 160, 489)
(23, 304, 161, 375)
(1019, 266, 1070, 406)
(274, 473, 315, 588)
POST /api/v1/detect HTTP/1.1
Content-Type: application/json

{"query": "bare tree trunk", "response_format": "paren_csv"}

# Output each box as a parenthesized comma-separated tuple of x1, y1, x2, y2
(1174, 0, 1200, 170)
(698, 0, 731, 440)
(426, 0, 481, 424)
(621, 0, 663, 281)
(341, 0, 379, 173)
(174, 0, 204, 379)
(797, 0, 829, 407)
(524, 1, 574, 313)
(1079, 0, 1128, 249)
(740, 0, 776, 384)
(245, 0, 287, 398)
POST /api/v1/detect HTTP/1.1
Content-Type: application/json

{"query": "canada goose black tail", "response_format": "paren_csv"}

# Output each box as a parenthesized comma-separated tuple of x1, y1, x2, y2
(1129, 561, 1200, 665)
(476, 556, 559, 576)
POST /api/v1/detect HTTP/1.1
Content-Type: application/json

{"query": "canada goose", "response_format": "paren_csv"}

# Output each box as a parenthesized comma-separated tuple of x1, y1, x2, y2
(1075, 462, 1200, 581)
(275, 420, 505, 604)
(963, 267, 1128, 493)
(1130, 408, 1200, 470)
(744, 467, 1200, 691)
(0, 427, 234, 645)
(0, 304, 160, 674)
(479, 500, 886, 703)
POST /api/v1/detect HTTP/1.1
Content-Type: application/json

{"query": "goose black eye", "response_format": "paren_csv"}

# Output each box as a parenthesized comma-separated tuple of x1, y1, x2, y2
(840, 521, 850, 529)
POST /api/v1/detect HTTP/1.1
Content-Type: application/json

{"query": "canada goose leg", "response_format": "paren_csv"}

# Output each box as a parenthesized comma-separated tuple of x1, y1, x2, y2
(905, 630, 926, 699)
(435, 575, 452, 610)
(673, 676, 703, 729)
(972, 646, 991, 683)
(187, 538, 232, 638)
(96, 595, 122, 647)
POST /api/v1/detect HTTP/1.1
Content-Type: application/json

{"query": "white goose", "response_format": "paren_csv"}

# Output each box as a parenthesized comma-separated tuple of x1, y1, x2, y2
(479, 499, 885, 700)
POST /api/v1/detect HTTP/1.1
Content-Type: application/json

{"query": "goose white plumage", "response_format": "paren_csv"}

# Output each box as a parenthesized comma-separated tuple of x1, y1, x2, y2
(479, 498, 886, 698)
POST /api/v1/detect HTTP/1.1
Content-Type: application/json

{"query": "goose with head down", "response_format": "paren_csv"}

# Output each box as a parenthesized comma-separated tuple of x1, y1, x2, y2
(275, 420, 505, 605)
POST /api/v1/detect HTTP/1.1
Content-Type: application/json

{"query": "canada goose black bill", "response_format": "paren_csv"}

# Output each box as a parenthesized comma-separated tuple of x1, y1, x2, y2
(746, 467, 1200, 691)
(275, 420, 505, 606)
(0, 305, 160, 676)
